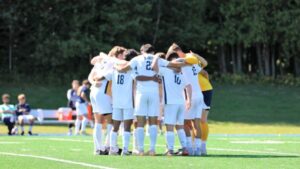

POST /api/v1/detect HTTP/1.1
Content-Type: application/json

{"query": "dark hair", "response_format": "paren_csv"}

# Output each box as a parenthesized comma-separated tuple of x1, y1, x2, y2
(140, 44, 155, 54)
(82, 79, 90, 86)
(124, 49, 139, 61)
(166, 51, 179, 61)
(155, 52, 166, 59)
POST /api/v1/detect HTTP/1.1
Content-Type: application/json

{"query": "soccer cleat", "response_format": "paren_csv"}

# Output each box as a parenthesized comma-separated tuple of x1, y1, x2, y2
(146, 150, 156, 156)
(121, 150, 131, 156)
(109, 150, 119, 155)
(28, 131, 33, 135)
(176, 148, 189, 156)
(164, 150, 174, 156)
(194, 148, 201, 156)
(99, 149, 109, 155)
(94, 150, 101, 155)
(21, 131, 25, 136)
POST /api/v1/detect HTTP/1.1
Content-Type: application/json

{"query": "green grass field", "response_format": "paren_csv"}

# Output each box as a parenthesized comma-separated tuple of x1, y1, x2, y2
(0, 134, 299, 169)
(0, 82, 300, 168)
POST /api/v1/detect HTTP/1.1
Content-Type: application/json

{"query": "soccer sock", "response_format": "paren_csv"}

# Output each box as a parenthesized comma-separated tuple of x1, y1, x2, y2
(149, 125, 158, 151)
(123, 131, 131, 151)
(177, 129, 187, 148)
(195, 138, 201, 149)
(110, 131, 118, 151)
(28, 125, 33, 132)
(105, 124, 113, 147)
(166, 131, 175, 151)
(93, 123, 102, 151)
(81, 117, 88, 132)
(74, 119, 81, 134)
(186, 136, 193, 154)
(133, 129, 138, 150)
(136, 127, 145, 152)
(200, 122, 209, 141)
(21, 126, 24, 132)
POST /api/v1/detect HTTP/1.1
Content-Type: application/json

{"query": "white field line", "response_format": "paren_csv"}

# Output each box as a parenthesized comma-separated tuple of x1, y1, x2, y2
(0, 152, 116, 169)
(0, 141, 22, 144)
(21, 137, 300, 157)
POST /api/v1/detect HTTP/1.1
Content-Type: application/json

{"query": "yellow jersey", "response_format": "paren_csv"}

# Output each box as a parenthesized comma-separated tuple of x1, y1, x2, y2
(198, 73, 213, 91)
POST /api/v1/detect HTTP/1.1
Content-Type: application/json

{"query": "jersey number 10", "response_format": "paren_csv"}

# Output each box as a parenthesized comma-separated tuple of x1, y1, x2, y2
(174, 75, 181, 85)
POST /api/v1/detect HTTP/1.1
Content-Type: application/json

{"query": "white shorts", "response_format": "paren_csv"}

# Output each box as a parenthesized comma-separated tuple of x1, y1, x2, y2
(135, 92, 159, 117)
(164, 104, 185, 125)
(90, 88, 112, 114)
(18, 115, 34, 123)
(184, 97, 204, 120)
(113, 108, 134, 121)
(75, 102, 88, 116)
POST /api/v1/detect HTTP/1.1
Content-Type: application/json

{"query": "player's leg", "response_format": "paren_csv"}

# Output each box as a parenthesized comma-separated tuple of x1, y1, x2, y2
(104, 114, 113, 151)
(18, 115, 25, 135)
(80, 114, 89, 135)
(132, 119, 138, 153)
(109, 108, 122, 155)
(193, 98, 204, 156)
(134, 92, 148, 155)
(148, 92, 160, 155)
(200, 90, 212, 155)
(175, 104, 188, 155)
(74, 102, 83, 135)
(27, 115, 35, 135)
(122, 108, 134, 155)
(164, 104, 177, 155)
(93, 113, 103, 155)
(184, 120, 193, 155)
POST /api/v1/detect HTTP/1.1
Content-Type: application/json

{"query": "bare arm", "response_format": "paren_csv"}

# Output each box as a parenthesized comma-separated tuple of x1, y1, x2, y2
(151, 56, 159, 73)
(185, 84, 192, 110)
(115, 62, 131, 72)
(200, 69, 209, 79)
(190, 51, 208, 68)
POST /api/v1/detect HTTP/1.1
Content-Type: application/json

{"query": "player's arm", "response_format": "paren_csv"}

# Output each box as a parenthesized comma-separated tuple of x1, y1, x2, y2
(190, 51, 208, 68)
(115, 62, 132, 72)
(135, 75, 161, 83)
(80, 91, 90, 104)
(185, 84, 192, 111)
(200, 69, 209, 79)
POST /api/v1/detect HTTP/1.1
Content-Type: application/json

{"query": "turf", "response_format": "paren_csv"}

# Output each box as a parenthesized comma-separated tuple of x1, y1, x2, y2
(0, 135, 299, 169)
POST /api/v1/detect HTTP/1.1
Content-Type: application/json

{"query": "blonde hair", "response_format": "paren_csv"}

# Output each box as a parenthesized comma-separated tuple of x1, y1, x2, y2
(108, 46, 126, 57)
(18, 93, 26, 100)
(2, 94, 10, 99)
(167, 43, 181, 54)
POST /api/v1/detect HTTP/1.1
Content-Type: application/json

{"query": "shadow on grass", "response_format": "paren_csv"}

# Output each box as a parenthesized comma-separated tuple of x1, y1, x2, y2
(153, 154, 299, 158)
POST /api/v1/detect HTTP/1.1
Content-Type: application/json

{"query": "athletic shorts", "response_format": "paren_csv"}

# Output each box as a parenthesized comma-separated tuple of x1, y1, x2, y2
(113, 108, 134, 121)
(184, 97, 205, 120)
(18, 115, 34, 123)
(164, 104, 185, 125)
(75, 102, 88, 115)
(135, 92, 159, 117)
(202, 90, 213, 110)
(90, 87, 112, 114)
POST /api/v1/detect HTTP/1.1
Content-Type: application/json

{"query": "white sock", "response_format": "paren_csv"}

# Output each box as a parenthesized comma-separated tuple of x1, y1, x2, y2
(177, 129, 187, 148)
(195, 138, 201, 149)
(166, 131, 175, 151)
(136, 127, 145, 152)
(105, 124, 113, 147)
(149, 125, 158, 151)
(21, 126, 24, 132)
(75, 119, 81, 134)
(110, 131, 118, 152)
(81, 117, 88, 132)
(123, 131, 131, 151)
(93, 123, 102, 151)
(28, 125, 33, 132)
(133, 129, 138, 150)
(186, 137, 192, 149)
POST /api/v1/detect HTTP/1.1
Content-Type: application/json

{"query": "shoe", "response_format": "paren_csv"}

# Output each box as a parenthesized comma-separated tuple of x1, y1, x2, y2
(94, 150, 101, 155)
(21, 131, 25, 136)
(99, 149, 109, 155)
(121, 150, 131, 156)
(201, 146, 207, 156)
(133, 150, 144, 156)
(118, 148, 123, 155)
(28, 131, 33, 135)
(146, 150, 156, 156)
(132, 149, 139, 155)
(194, 147, 201, 156)
(109, 150, 119, 155)
(164, 150, 174, 156)
(176, 148, 189, 156)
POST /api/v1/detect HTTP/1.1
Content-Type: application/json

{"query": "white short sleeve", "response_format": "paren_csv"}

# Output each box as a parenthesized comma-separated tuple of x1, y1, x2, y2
(104, 71, 113, 81)
(129, 57, 138, 70)
(158, 58, 169, 67)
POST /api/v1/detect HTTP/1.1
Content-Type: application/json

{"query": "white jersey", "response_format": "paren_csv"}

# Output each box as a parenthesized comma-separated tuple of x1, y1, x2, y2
(90, 57, 116, 94)
(129, 54, 169, 93)
(182, 64, 203, 99)
(159, 67, 189, 105)
(105, 69, 135, 109)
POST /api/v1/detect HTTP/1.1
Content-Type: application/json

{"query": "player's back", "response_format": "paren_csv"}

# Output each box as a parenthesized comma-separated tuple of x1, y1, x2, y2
(182, 64, 203, 99)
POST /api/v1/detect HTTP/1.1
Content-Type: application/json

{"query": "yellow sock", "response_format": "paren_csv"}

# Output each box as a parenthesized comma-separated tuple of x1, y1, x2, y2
(200, 122, 209, 141)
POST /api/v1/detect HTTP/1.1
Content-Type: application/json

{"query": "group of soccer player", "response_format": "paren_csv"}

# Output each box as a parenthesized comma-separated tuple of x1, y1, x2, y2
(86, 43, 213, 156)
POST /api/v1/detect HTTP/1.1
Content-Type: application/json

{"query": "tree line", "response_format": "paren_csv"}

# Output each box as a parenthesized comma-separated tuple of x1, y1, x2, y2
(1, 0, 300, 81)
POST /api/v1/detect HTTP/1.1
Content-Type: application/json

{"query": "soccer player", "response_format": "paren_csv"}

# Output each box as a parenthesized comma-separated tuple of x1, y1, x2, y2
(66, 80, 80, 135)
(74, 80, 91, 135)
(0, 94, 16, 135)
(198, 69, 213, 155)
(168, 43, 208, 156)
(16, 94, 35, 135)
(97, 48, 137, 156)
(117, 44, 184, 156)
(88, 48, 123, 155)
(153, 52, 192, 156)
